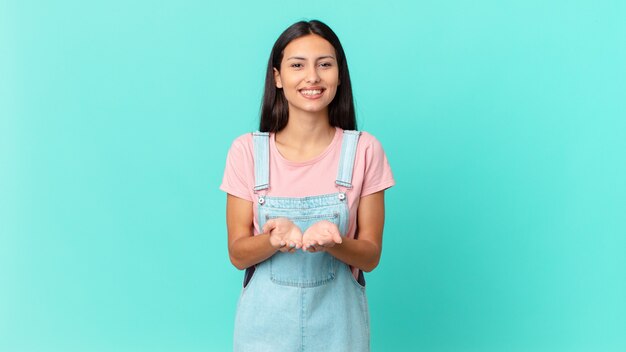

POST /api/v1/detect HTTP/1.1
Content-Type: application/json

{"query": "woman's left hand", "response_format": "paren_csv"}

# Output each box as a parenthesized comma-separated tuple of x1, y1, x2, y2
(302, 220, 343, 252)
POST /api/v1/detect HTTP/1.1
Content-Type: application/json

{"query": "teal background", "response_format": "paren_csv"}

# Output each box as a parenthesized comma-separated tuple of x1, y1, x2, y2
(1, 0, 625, 351)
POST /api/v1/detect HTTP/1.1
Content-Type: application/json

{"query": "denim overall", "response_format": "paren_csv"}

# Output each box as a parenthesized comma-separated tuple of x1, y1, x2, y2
(233, 130, 369, 352)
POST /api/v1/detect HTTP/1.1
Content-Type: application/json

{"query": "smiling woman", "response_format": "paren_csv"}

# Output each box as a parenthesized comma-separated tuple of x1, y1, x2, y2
(220, 20, 395, 352)
(259, 20, 356, 133)
(273, 35, 340, 116)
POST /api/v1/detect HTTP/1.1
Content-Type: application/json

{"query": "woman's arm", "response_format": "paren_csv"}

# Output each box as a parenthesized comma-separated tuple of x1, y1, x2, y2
(326, 190, 386, 272)
(226, 194, 276, 270)
(226, 194, 304, 269)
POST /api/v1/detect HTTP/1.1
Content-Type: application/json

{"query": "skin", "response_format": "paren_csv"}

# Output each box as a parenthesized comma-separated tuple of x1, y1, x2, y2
(227, 34, 386, 272)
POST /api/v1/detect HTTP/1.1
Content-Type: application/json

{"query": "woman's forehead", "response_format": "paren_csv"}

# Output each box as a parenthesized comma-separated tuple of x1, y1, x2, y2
(283, 34, 336, 58)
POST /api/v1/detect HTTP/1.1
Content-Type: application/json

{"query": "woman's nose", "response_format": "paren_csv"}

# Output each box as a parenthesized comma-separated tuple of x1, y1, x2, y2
(305, 66, 320, 83)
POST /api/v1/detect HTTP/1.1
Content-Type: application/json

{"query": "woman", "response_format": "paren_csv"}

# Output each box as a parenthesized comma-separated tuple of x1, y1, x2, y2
(220, 19, 395, 352)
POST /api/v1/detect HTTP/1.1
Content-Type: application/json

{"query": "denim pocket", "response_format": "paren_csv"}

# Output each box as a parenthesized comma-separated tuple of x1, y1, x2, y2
(266, 212, 340, 287)
(347, 265, 367, 290)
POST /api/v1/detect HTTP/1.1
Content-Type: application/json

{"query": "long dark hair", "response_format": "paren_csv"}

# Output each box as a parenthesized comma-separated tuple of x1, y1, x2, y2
(259, 20, 356, 132)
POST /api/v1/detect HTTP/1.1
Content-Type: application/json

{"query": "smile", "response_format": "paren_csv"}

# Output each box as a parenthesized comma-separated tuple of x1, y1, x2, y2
(299, 88, 325, 99)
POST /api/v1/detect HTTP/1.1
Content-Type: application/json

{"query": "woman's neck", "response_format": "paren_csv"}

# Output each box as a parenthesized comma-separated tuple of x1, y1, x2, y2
(278, 108, 334, 142)
(274, 110, 336, 161)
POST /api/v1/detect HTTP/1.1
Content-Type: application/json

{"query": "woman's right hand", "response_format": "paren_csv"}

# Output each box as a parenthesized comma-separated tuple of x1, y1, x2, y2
(262, 218, 303, 253)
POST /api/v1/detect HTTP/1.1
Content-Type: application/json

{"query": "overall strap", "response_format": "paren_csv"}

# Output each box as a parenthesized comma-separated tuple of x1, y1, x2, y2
(252, 131, 270, 191)
(335, 130, 362, 188)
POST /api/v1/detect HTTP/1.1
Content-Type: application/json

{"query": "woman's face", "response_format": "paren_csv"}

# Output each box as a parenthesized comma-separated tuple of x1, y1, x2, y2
(274, 34, 340, 117)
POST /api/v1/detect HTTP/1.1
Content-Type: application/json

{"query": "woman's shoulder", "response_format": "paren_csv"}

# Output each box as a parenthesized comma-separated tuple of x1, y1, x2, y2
(231, 132, 254, 144)
(227, 132, 255, 150)
(224, 133, 256, 161)
(356, 130, 376, 142)
(351, 130, 385, 151)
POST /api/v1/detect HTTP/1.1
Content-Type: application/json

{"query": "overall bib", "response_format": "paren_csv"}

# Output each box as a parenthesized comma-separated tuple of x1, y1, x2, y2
(233, 130, 370, 352)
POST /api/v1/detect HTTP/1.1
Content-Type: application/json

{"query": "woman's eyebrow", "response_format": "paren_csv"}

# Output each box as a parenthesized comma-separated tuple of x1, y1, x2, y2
(286, 55, 337, 61)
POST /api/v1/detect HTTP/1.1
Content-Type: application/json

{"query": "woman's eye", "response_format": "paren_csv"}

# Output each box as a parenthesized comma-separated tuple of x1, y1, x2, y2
(291, 63, 303, 68)
(320, 62, 332, 68)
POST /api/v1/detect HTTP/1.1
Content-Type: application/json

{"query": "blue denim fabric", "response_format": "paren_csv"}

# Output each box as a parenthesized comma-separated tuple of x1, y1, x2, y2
(336, 130, 361, 189)
(252, 131, 270, 191)
(233, 131, 369, 352)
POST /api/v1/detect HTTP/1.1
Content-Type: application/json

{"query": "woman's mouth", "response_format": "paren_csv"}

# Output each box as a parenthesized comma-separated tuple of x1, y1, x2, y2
(299, 88, 325, 99)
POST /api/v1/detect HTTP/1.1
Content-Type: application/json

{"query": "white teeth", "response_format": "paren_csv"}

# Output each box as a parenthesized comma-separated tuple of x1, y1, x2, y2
(300, 89, 322, 96)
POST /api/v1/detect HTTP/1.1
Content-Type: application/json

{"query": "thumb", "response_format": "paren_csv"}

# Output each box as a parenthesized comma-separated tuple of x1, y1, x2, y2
(263, 219, 276, 234)
(330, 228, 342, 244)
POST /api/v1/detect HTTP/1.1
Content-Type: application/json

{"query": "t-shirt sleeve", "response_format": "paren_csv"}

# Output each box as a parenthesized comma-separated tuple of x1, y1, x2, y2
(360, 133, 395, 197)
(219, 134, 254, 202)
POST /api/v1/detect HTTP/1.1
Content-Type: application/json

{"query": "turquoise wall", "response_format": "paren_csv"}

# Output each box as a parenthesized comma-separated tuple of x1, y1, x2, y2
(1, 1, 624, 351)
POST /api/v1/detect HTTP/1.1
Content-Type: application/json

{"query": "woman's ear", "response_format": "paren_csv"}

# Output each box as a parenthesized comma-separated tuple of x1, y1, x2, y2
(273, 68, 283, 89)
